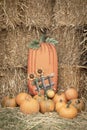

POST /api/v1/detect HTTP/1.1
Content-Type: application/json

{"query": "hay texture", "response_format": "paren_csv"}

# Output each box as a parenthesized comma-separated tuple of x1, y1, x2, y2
(0, 0, 52, 30)
(0, 27, 42, 69)
(0, 108, 87, 130)
(53, 0, 87, 26)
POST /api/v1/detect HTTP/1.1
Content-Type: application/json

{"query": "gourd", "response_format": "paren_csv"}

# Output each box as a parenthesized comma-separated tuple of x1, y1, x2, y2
(1, 96, 17, 107)
(58, 103, 78, 119)
(53, 92, 67, 104)
(39, 98, 55, 114)
(16, 92, 32, 106)
(28, 36, 58, 95)
(20, 97, 39, 114)
(69, 98, 85, 112)
(65, 87, 78, 100)
(55, 99, 66, 113)
(46, 89, 55, 99)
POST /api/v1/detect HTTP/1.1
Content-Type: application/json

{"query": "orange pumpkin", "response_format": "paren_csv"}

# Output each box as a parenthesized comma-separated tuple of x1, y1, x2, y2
(16, 92, 32, 106)
(69, 99, 85, 112)
(58, 103, 78, 119)
(46, 89, 55, 99)
(28, 37, 58, 95)
(39, 98, 55, 114)
(1, 96, 17, 108)
(20, 97, 39, 114)
(65, 87, 78, 100)
(53, 92, 67, 104)
(55, 99, 66, 113)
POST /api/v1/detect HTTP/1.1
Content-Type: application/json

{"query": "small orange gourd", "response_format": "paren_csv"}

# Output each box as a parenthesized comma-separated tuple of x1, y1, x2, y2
(1, 96, 17, 108)
(65, 87, 78, 100)
(46, 89, 55, 99)
(55, 99, 66, 113)
(16, 92, 32, 106)
(20, 97, 39, 114)
(58, 103, 78, 119)
(69, 99, 85, 112)
(39, 98, 55, 114)
(53, 92, 67, 104)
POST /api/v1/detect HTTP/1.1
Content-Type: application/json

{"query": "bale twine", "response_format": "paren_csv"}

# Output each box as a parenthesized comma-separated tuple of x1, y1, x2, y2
(0, 0, 52, 30)
(53, 0, 87, 27)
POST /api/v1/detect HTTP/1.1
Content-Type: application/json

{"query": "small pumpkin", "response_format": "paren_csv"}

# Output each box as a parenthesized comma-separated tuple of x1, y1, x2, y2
(65, 87, 78, 100)
(1, 96, 9, 107)
(33, 94, 45, 103)
(16, 92, 32, 106)
(46, 89, 55, 99)
(69, 99, 85, 112)
(53, 92, 67, 104)
(1, 96, 17, 107)
(20, 97, 39, 114)
(5, 97, 17, 107)
(39, 98, 55, 114)
(55, 99, 66, 113)
(58, 103, 78, 119)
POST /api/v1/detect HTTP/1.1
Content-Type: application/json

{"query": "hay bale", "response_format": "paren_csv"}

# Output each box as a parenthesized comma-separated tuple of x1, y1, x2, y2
(0, 0, 20, 30)
(0, 27, 42, 69)
(79, 69, 87, 100)
(53, 0, 87, 26)
(58, 64, 80, 90)
(0, 0, 52, 30)
(50, 26, 80, 65)
(0, 67, 28, 101)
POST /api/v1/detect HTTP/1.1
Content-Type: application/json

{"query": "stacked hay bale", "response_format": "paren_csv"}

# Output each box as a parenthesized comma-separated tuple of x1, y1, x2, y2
(51, 0, 87, 99)
(0, 0, 87, 103)
(0, 0, 53, 101)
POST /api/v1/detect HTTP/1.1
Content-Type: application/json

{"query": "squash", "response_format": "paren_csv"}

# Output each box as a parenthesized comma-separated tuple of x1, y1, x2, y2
(28, 36, 58, 95)
(55, 99, 66, 113)
(65, 87, 78, 100)
(20, 97, 39, 114)
(46, 89, 55, 99)
(1, 96, 9, 107)
(33, 94, 45, 104)
(39, 98, 55, 114)
(16, 92, 32, 106)
(1, 96, 17, 108)
(69, 98, 85, 112)
(58, 103, 78, 119)
(53, 92, 67, 104)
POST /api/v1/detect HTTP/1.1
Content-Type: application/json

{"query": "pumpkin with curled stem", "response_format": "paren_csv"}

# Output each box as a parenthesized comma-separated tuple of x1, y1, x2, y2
(69, 98, 85, 112)
(58, 103, 78, 119)
(28, 36, 58, 95)
(65, 87, 78, 100)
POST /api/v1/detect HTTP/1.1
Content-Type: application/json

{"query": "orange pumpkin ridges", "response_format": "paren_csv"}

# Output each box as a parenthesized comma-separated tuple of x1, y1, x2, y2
(28, 40, 58, 96)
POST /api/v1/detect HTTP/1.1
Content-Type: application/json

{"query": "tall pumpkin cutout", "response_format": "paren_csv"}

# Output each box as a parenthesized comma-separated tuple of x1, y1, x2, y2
(28, 37, 58, 95)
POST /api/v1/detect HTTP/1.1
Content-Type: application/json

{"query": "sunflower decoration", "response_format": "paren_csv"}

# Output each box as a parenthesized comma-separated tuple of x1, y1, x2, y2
(28, 73, 35, 80)
(36, 68, 44, 77)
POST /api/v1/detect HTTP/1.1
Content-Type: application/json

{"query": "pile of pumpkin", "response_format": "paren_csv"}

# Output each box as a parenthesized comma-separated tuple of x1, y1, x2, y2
(1, 87, 85, 119)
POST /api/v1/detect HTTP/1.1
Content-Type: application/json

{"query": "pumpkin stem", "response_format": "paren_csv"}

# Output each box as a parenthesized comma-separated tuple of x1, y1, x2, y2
(40, 34, 47, 43)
